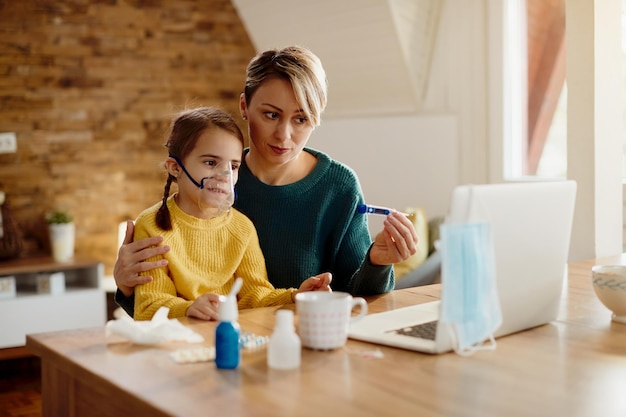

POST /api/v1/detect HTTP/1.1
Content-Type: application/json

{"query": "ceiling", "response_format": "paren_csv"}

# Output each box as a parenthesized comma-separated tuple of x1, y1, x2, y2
(231, 0, 443, 118)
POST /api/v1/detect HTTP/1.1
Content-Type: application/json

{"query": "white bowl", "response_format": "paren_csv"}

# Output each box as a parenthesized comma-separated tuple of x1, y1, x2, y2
(591, 265, 626, 324)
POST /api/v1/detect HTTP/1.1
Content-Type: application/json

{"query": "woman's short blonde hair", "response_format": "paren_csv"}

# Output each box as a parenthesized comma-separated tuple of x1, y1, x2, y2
(243, 46, 328, 127)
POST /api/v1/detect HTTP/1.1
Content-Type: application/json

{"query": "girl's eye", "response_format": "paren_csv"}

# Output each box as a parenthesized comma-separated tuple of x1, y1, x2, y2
(204, 160, 217, 166)
(231, 163, 240, 171)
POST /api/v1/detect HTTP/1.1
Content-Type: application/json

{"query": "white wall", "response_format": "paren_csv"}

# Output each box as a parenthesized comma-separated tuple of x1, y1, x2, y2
(312, 114, 458, 229)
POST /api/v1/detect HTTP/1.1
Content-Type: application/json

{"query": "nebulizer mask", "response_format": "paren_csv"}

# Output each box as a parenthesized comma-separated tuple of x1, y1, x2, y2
(172, 156, 235, 215)
(197, 160, 235, 214)
(438, 187, 502, 356)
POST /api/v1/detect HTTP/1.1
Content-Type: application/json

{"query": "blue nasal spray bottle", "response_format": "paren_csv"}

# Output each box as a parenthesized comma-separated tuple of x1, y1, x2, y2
(215, 277, 243, 370)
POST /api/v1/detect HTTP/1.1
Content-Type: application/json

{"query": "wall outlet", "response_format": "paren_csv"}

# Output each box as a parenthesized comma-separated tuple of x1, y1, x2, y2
(0, 132, 17, 154)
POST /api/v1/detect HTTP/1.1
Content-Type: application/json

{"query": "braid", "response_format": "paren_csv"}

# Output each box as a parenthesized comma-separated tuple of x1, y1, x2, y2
(155, 175, 175, 231)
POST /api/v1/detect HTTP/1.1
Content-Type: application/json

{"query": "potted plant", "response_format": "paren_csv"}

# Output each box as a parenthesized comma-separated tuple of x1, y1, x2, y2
(46, 210, 75, 263)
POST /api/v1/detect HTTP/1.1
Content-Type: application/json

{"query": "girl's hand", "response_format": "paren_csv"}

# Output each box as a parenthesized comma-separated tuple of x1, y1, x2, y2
(297, 272, 333, 292)
(186, 293, 221, 321)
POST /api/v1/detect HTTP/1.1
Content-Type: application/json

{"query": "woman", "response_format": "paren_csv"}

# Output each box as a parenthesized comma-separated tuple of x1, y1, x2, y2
(114, 46, 417, 316)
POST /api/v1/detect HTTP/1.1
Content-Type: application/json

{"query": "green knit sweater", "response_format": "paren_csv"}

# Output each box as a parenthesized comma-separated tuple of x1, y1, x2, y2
(234, 147, 394, 295)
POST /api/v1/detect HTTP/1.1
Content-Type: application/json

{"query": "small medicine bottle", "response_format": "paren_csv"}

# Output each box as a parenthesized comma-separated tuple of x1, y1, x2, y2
(267, 309, 301, 370)
(215, 295, 241, 369)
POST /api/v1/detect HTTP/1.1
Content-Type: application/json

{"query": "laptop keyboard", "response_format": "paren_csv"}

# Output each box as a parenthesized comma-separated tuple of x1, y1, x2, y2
(387, 320, 438, 340)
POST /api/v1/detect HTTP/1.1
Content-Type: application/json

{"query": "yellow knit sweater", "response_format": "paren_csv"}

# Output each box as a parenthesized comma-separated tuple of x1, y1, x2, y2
(134, 195, 295, 320)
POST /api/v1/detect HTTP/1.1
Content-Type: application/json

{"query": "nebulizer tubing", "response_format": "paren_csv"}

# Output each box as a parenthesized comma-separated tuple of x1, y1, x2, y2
(171, 155, 235, 215)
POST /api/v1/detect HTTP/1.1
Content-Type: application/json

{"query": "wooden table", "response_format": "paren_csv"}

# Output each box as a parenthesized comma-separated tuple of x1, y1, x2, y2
(27, 256, 626, 417)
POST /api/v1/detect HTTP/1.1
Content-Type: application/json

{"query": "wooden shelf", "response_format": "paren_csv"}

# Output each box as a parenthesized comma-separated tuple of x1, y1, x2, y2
(0, 256, 107, 351)
(0, 255, 100, 275)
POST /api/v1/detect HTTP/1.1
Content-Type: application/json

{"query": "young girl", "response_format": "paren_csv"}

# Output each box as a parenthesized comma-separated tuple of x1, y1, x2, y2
(133, 107, 331, 321)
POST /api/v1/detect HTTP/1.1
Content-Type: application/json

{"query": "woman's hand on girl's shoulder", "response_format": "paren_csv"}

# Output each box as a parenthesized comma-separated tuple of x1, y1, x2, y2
(187, 293, 221, 321)
(114, 220, 170, 296)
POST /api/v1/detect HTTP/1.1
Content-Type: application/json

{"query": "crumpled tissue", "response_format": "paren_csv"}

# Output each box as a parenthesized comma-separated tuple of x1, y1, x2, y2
(105, 306, 204, 345)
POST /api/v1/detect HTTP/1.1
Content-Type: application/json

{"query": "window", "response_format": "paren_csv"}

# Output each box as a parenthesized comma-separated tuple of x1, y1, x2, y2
(508, 0, 626, 180)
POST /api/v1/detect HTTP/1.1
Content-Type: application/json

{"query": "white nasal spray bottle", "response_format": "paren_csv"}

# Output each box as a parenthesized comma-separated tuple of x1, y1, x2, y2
(267, 309, 301, 370)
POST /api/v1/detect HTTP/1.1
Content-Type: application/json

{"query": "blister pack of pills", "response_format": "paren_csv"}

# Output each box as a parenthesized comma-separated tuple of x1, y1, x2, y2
(169, 332, 269, 364)
(240, 331, 269, 350)
(170, 347, 216, 364)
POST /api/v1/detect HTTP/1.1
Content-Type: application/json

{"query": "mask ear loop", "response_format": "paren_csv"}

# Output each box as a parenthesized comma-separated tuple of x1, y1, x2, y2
(449, 330, 497, 357)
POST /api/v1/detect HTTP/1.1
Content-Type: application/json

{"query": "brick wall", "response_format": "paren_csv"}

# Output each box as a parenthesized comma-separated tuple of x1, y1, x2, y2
(0, 0, 255, 274)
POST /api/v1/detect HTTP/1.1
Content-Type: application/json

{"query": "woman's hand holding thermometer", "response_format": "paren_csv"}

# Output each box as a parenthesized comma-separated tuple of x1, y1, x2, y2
(360, 203, 419, 265)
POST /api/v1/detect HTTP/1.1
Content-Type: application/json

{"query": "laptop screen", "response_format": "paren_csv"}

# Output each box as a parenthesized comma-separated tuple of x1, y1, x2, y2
(445, 180, 577, 337)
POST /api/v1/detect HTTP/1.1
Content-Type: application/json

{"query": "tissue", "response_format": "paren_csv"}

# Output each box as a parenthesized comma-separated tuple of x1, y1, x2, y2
(105, 307, 204, 345)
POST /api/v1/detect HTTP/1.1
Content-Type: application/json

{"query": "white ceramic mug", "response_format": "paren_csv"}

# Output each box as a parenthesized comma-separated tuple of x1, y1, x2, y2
(295, 291, 368, 350)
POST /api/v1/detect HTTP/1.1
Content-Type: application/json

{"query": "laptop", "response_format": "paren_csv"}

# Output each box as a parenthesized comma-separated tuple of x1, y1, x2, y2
(348, 180, 577, 354)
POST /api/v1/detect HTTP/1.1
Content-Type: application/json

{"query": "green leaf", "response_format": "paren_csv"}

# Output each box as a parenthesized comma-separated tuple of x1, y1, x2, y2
(46, 211, 73, 224)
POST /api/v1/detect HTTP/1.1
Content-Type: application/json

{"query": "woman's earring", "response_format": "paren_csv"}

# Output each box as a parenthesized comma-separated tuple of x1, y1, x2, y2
(242, 114, 247, 120)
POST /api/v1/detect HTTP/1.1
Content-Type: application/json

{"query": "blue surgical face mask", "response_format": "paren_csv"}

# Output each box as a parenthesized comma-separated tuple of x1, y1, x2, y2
(438, 221, 502, 355)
